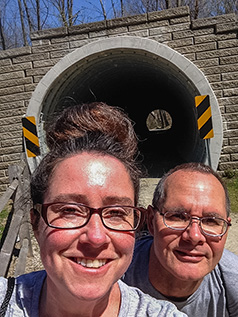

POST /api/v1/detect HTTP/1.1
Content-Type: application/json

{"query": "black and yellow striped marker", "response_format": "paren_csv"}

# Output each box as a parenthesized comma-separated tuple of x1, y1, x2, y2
(195, 95, 214, 139)
(22, 116, 40, 157)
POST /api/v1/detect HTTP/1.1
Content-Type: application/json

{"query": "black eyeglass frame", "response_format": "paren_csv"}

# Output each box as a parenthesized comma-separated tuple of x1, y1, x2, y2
(34, 202, 146, 232)
(151, 206, 231, 237)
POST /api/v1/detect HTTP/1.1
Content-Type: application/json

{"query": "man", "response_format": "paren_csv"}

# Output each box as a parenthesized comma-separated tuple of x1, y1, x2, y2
(123, 162, 238, 316)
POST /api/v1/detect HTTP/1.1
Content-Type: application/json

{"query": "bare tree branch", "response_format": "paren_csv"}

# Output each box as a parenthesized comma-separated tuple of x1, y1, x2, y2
(17, 0, 28, 46)
(36, 0, 41, 29)
(0, 16, 6, 50)
(99, 0, 107, 20)
(120, 0, 124, 16)
(22, 0, 34, 32)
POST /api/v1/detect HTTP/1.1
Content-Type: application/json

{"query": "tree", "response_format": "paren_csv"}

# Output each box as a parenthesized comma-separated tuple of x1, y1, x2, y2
(120, 0, 124, 16)
(0, 0, 238, 50)
(209, 0, 238, 15)
(121, 0, 237, 18)
(17, 0, 28, 46)
(99, 0, 107, 20)
(0, 0, 26, 49)
(0, 2, 8, 49)
(49, 0, 81, 27)
(0, 16, 6, 50)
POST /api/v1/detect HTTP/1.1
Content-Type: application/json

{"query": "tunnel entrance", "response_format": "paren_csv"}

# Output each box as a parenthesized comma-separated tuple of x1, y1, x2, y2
(27, 36, 223, 176)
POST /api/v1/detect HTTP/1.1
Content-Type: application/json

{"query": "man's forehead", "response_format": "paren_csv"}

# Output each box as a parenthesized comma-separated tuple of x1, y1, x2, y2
(166, 169, 219, 185)
(164, 169, 226, 199)
(164, 170, 226, 208)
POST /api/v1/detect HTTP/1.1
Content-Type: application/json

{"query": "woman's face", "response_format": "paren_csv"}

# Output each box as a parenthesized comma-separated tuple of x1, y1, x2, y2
(34, 152, 135, 303)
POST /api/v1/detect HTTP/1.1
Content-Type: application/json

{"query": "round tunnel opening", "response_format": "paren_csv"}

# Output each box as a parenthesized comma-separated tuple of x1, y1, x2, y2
(41, 51, 205, 177)
(27, 37, 222, 176)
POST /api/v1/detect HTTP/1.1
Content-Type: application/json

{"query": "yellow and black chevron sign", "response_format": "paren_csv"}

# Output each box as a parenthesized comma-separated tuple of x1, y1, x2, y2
(195, 95, 214, 139)
(22, 116, 40, 157)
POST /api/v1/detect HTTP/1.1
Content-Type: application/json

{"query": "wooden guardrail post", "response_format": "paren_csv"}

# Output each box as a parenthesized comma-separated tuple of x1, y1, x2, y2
(14, 161, 33, 277)
(0, 155, 32, 277)
(0, 179, 18, 214)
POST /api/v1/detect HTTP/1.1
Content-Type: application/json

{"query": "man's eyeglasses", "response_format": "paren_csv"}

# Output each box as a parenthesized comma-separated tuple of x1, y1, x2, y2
(34, 203, 145, 232)
(158, 210, 231, 237)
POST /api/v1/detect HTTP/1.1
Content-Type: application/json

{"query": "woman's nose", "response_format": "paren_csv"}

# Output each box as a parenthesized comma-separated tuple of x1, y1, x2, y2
(78, 213, 110, 246)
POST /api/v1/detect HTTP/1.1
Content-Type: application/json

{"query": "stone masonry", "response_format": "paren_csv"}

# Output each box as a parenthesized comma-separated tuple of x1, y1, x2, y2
(0, 6, 238, 193)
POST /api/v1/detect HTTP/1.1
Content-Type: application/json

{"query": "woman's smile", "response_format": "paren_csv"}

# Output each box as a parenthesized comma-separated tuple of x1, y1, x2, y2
(75, 258, 107, 268)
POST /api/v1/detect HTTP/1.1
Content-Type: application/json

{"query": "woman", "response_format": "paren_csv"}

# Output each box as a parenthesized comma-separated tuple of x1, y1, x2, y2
(0, 103, 186, 316)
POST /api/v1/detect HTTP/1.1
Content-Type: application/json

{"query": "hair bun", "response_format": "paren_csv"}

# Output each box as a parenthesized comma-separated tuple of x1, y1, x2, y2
(45, 102, 138, 160)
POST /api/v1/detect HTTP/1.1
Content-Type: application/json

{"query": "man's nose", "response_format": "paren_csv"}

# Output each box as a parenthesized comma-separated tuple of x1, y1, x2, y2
(181, 218, 206, 244)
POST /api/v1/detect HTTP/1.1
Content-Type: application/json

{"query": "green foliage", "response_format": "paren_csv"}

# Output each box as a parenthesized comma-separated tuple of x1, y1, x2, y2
(0, 207, 10, 240)
(223, 168, 238, 179)
(223, 174, 238, 213)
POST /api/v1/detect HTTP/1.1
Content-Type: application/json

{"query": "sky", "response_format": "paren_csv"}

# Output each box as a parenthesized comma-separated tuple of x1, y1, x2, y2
(78, 0, 122, 22)
(3, 0, 121, 31)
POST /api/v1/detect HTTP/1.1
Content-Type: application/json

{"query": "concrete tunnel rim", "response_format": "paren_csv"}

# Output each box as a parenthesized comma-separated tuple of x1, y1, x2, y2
(26, 35, 223, 172)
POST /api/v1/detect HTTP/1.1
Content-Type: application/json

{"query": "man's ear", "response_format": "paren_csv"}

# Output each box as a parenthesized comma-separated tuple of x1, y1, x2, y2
(227, 217, 232, 230)
(147, 205, 155, 236)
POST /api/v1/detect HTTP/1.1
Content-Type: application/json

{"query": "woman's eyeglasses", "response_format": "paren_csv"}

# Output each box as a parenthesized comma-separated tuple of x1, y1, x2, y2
(34, 202, 145, 232)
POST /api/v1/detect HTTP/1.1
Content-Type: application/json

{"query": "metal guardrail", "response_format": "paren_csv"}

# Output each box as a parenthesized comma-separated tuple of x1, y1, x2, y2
(0, 155, 33, 277)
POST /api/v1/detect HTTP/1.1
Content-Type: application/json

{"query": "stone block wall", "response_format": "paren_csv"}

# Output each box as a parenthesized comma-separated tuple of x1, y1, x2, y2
(0, 6, 238, 193)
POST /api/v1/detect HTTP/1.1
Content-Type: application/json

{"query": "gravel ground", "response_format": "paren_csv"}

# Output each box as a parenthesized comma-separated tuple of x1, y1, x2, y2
(8, 178, 238, 275)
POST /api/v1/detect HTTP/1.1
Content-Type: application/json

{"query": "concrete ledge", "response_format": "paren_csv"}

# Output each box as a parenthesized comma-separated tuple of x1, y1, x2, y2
(192, 13, 236, 29)
(148, 6, 190, 21)
(216, 22, 238, 33)
(0, 47, 31, 60)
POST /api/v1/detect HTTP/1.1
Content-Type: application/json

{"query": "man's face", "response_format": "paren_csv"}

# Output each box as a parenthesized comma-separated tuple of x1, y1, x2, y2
(148, 170, 230, 283)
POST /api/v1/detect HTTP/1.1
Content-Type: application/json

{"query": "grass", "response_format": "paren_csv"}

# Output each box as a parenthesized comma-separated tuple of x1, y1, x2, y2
(0, 206, 10, 240)
(223, 174, 238, 214)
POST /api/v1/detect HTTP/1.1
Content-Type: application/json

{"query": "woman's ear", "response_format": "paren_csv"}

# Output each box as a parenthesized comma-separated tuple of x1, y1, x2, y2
(147, 205, 156, 236)
(30, 208, 40, 234)
(30, 208, 36, 225)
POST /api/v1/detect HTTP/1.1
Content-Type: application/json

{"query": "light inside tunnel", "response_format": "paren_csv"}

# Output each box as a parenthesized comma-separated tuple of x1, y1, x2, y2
(146, 109, 172, 132)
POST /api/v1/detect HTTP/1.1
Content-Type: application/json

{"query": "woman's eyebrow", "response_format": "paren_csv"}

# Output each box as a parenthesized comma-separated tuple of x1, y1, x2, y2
(103, 196, 134, 206)
(46, 193, 87, 203)
(46, 194, 134, 206)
